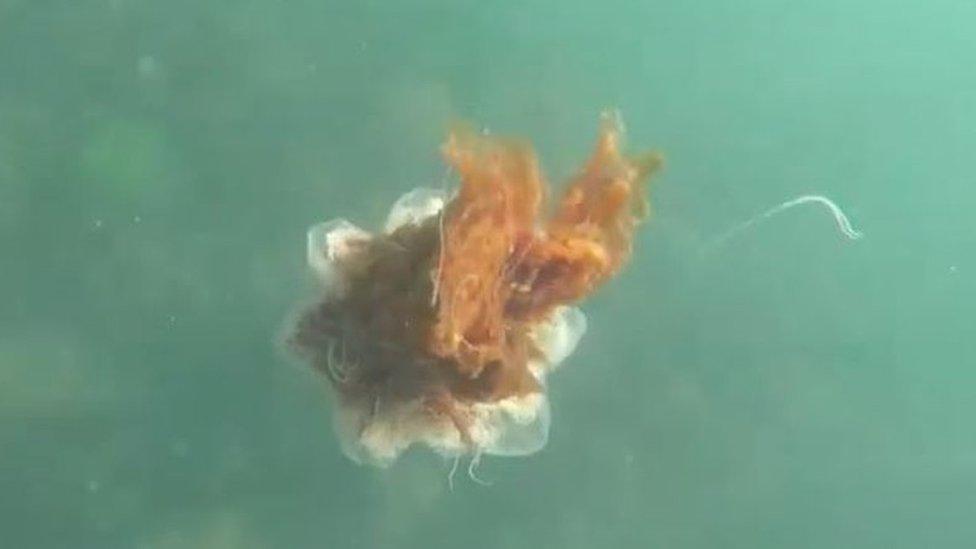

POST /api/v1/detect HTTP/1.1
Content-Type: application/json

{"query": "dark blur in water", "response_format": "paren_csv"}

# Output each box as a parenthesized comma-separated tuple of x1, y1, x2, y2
(2, 1, 974, 547)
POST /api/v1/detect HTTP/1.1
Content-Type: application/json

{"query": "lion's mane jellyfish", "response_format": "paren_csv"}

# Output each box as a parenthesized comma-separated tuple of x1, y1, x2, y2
(288, 112, 662, 467)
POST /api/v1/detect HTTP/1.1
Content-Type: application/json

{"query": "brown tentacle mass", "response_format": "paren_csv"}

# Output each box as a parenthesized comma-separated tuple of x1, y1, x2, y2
(289, 113, 661, 464)
(430, 114, 661, 377)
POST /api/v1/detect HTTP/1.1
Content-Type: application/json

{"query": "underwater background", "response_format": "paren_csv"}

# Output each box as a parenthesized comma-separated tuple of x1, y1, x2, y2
(2, 0, 974, 547)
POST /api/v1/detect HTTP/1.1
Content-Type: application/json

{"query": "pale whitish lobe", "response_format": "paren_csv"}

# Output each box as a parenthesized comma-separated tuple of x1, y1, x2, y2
(382, 187, 446, 233)
(305, 189, 588, 464)
(306, 218, 370, 294)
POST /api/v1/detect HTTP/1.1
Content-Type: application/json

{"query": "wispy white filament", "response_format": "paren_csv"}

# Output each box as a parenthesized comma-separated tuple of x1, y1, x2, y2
(706, 194, 863, 251)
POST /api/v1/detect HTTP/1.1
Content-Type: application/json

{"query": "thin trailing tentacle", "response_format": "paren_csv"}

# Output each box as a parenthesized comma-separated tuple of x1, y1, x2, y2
(467, 449, 492, 486)
(447, 455, 461, 492)
(704, 194, 863, 252)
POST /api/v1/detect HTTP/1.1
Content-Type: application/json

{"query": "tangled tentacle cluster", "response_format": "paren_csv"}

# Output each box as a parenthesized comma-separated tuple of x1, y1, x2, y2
(289, 113, 661, 466)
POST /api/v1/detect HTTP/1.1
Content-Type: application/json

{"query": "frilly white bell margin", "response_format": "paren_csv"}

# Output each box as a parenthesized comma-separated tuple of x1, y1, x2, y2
(304, 187, 587, 466)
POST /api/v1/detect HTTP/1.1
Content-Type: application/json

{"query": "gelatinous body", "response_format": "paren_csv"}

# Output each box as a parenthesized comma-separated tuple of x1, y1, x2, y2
(288, 113, 660, 466)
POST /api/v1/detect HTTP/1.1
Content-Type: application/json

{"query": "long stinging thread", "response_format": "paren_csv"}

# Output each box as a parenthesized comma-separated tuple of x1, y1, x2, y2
(447, 455, 461, 491)
(705, 194, 863, 251)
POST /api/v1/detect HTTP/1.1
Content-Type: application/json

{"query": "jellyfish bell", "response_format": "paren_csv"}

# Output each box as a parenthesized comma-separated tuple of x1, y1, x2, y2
(302, 207, 583, 465)
(288, 113, 660, 471)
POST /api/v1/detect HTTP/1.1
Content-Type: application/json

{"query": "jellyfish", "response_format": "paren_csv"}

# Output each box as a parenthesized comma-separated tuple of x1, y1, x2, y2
(287, 112, 661, 468)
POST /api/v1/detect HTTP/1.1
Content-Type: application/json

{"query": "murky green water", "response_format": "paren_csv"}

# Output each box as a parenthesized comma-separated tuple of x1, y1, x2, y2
(3, 1, 974, 547)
